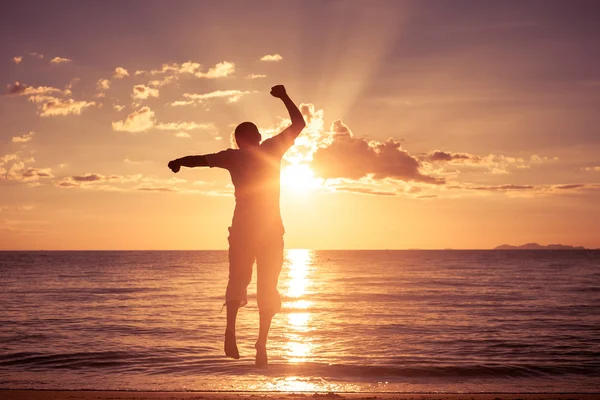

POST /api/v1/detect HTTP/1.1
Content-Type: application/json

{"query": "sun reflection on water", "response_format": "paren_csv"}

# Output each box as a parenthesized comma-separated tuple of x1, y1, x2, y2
(284, 249, 313, 363)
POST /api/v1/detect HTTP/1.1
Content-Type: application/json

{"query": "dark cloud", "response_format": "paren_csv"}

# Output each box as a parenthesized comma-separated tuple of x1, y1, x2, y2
(553, 184, 585, 190)
(6, 82, 27, 95)
(427, 151, 473, 162)
(21, 168, 53, 179)
(71, 174, 112, 182)
(469, 184, 535, 191)
(311, 120, 444, 185)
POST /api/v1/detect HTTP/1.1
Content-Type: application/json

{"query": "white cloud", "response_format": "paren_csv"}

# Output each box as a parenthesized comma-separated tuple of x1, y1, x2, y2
(181, 89, 253, 104)
(12, 132, 34, 143)
(113, 105, 125, 112)
(246, 74, 267, 79)
(28, 96, 96, 117)
(169, 100, 195, 107)
(112, 107, 155, 132)
(113, 67, 130, 78)
(175, 132, 191, 138)
(132, 84, 159, 100)
(50, 56, 72, 64)
(7, 82, 71, 97)
(195, 61, 235, 78)
(97, 79, 110, 90)
(583, 166, 600, 172)
(260, 54, 283, 62)
(28, 52, 44, 59)
(155, 121, 213, 131)
(12, 56, 22, 64)
(0, 153, 53, 184)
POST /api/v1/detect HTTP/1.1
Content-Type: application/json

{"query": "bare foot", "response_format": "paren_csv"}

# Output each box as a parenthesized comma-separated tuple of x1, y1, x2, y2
(255, 343, 267, 366)
(224, 330, 239, 359)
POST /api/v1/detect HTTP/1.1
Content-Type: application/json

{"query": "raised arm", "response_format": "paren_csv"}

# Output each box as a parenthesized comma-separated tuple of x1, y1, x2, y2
(271, 85, 306, 142)
(168, 155, 208, 173)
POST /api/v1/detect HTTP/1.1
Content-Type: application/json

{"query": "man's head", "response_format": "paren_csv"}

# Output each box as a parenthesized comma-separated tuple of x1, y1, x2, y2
(234, 122, 261, 149)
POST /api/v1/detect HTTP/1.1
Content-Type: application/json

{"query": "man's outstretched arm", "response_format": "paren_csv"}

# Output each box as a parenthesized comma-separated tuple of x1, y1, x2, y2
(168, 155, 208, 173)
(271, 85, 306, 142)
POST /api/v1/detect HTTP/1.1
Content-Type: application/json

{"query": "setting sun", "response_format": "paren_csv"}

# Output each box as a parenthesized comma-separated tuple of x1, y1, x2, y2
(281, 163, 322, 194)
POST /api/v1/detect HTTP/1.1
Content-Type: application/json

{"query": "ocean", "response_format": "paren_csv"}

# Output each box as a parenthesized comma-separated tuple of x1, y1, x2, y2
(1, 250, 599, 393)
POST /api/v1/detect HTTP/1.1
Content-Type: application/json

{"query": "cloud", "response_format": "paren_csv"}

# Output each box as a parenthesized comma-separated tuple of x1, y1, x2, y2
(427, 151, 473, 162)
(55, 173, 138, 188)
(169, 100, 195, 107)
(113, 67, 130, 78)
(55, 173, 191, 192)
(113, 105, 125, 111)
(6, 82, 70, 97)
(50, 56, 72, 64)
(28, 52, 44, 59)
(423, 150, 554, 174)
(132, 84, 159, 100)
(28, 96, 96, 117)
(311, 120, 444, 184)
(0, 153, 53, 184)
(195, 61, 235, 78)
(123, 158, 150, 165)
(246, 74, 267, 79)
(583, 166, 600, 172)
(468, 184, 536, 191)
(260, 54, 283, 62)
(155, 121, 213, 131)
(150, 61, 202, 75)
(334, 186, 397, 196)
(12, 56, 22, 64)
(181, 89, 252, 104)
(112, 107, 155, 132)
(97, 79, 110, 90)
(174, 132, 191, 138)
(12, 132, 34, 143)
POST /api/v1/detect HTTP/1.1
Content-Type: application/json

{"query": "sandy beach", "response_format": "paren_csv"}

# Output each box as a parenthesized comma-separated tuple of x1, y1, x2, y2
(1, 391, 598, 400)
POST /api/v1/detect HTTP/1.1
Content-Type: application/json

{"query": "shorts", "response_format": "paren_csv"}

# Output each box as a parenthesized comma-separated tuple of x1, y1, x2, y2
(226, 225, 284, 315)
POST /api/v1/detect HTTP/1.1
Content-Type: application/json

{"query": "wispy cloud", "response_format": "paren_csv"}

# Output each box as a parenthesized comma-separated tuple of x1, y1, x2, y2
(179, 89, 253, 104)
(7, 82, 71, 97)
(246, 74, 267, 79)
(50, 56, 72, 64)
(155, 121, 213, 131)
(260, 54, 283, 62)
(12, 56, 22, 64)
(11, 132, 34, 143)
(29, 96, 96, 117)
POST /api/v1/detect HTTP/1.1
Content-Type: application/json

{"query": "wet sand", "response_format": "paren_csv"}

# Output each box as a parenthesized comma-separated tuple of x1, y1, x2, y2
(1, 391, 597, 400)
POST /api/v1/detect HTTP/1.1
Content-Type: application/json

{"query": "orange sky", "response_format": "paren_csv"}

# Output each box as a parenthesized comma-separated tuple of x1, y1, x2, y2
(1, 1, 599, 250)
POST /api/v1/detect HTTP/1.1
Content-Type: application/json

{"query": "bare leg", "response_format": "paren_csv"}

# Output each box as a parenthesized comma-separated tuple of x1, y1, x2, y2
(255, 310, 274, 366)
(224, 300, 241, 359)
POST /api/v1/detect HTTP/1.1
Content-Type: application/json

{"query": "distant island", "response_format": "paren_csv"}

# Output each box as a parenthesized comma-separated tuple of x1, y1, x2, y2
(494, 243, 587, 250)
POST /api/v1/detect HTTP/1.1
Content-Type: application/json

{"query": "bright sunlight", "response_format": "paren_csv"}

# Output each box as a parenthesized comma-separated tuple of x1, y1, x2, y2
(281, 163, 322, 194)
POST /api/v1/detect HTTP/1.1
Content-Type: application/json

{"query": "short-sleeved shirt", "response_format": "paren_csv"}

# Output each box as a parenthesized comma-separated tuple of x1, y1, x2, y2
(205, 133, 295, 232)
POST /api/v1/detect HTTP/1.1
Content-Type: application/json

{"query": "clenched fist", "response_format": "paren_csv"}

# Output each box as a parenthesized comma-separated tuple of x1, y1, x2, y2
(168, 160, 180, 173)
(270, 85, 287, 99)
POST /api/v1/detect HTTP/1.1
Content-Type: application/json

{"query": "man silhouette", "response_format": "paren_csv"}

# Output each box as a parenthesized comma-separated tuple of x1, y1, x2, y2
(168, 85, 306, 366)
